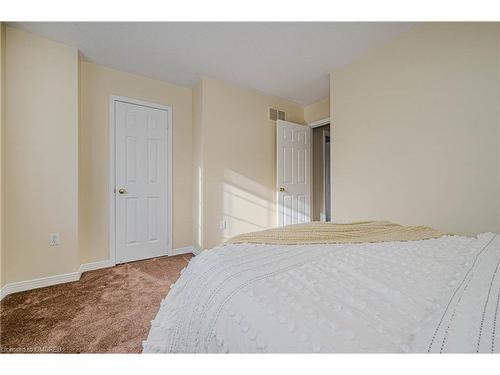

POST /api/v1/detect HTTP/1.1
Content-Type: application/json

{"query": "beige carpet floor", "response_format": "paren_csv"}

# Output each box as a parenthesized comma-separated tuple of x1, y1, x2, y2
(0, 254, 192, 353)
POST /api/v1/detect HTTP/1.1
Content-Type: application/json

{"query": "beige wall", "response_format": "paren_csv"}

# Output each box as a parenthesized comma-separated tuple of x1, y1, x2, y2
(498, 26, 500, 234)
(304, 97, 329, 124)
(194, 77, 305, 249)
(0, 23, 5, 286)
(79, 61, 193, 264)
(331, 23, 500, 235)
(192, 80, 204, 250)
(3, 27, 79, 285)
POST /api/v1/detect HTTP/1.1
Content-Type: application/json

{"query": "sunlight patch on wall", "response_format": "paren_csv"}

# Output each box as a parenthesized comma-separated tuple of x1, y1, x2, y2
(222, 169, 276, 241)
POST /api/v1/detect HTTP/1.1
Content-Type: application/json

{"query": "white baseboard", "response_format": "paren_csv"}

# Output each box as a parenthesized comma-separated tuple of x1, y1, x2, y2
(0, 271, 80, 301)
(79, 260, 115, 274)
(0, 259, 115, 301)
(0, 245, 201, 300)
(191, 246, 202, 256)
(171, 246, 197, 256)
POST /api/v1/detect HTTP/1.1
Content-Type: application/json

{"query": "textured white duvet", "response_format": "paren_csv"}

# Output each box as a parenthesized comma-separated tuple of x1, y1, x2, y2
(143, 233, 500, 353)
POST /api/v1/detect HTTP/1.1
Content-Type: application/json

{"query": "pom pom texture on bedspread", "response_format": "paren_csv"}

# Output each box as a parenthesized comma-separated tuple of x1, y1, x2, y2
(143, 224, 499, 353)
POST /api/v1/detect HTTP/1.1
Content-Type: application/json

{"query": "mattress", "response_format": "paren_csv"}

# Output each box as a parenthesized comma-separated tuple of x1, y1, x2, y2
(143, 232, 500, 353)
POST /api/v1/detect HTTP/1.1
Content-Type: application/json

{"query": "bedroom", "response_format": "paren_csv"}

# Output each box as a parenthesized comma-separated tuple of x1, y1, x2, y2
(1, 0, 500, 372)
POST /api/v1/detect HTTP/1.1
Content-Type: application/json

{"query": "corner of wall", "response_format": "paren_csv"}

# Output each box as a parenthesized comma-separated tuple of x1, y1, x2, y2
(0, 22, 6, 288)
(3, 26, 80, 285)
(77, 51, 84, 267)
(498, 24, 500, 234)
(191, 76, 308, 249)
(192, 79, 204, 250)
(304, 97, 330, 124)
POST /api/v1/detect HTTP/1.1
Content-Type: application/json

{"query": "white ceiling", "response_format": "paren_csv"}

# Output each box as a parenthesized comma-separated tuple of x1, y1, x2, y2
(11, 22, 413, 106)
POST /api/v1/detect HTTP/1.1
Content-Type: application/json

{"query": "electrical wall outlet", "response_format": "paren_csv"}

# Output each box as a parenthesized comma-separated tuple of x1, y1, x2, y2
(49, 233, 61, 246)
(219, 220, 227, 230)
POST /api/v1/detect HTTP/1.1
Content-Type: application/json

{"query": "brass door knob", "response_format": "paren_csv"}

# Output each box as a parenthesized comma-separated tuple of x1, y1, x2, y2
(118, 188, 127, 194)
(279, 187, 286, 192)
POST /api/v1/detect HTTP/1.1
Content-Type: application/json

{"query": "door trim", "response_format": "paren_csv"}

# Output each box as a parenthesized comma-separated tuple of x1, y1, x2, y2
(108, 95, 173, 264)
(308, 117, 330, 129)
(321, 128, 330, 222)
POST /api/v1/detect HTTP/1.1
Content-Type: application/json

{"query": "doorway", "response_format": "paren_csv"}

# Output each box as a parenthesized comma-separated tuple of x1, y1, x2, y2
(312, 122, 331, 222)
(110, 96, 172, 264)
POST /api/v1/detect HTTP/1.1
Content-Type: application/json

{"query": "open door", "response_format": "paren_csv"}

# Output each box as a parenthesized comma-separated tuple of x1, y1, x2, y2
(276, 120, 312, 226)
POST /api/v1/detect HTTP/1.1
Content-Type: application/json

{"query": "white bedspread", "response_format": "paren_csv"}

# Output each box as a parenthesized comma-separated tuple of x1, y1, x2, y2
(143, 233, 500, 353)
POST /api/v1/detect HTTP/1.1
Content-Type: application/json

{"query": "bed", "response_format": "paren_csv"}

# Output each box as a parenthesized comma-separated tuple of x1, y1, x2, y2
(143, 222, 500, 353)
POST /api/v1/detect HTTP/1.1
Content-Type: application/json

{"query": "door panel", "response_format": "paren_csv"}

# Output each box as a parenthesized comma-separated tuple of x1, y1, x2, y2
(115, 101, 170, 263)
(125, 136, 137, 183)
(283, 148, 293, 183)
(147, 196, 160, 242)
(148, 139, 160, 183)
(125, 197, 138, 244)
(277, 120, 312, 226)
(283, 194, 293, 226)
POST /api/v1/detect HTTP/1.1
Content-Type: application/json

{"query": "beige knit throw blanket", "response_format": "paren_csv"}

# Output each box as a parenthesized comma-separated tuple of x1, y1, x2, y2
(226, 221, 447, 245)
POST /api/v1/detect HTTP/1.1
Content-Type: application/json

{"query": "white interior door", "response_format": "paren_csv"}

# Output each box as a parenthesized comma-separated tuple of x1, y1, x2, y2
(114, 100, 170, 263)
(277, 120, 312, 226)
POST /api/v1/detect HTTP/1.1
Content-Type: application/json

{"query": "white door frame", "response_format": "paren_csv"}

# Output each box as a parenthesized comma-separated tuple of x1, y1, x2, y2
(308, 117, 330, 129)
(108, 95, 173, 264)
(321, 128, 330, 221)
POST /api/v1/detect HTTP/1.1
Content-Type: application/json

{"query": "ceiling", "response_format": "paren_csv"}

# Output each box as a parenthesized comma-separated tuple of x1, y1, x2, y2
(11, 22, 414, 106)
